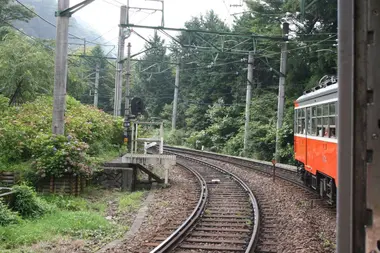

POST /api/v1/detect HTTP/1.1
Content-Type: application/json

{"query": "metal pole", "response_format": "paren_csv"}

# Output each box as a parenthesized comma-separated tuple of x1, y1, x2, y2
(94, 62, 100, 107)
(114, 5, 126, 116)
(130, 123, 134, 155)
(161, 0, 164, 26)
(172, 58, 180, 131)
(134, 123, 138, 153)
(52, 0, 70, 135)
(126, 0, 129, 25)
(124, 43, 132, 152)
(243, 51, 254, 156)
(275, 22, 289, 162)
(160, 122, 164, 154)
(338, 0, 380, 251)
(84, 38, 86, 55)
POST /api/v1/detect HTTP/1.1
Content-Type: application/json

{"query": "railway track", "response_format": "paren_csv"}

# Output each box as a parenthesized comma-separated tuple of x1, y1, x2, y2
(151, 154, 260, 253)
(163, 146, 305, 189)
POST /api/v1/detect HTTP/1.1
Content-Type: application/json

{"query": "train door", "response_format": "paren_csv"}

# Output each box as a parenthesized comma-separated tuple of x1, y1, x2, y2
(306, 107, 311, 167)
(295, 108, 307, 164)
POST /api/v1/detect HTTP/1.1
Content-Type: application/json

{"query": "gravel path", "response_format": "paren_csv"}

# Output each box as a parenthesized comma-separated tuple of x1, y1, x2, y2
(200, 157, 336, 253)
(104, 164, 198, 253)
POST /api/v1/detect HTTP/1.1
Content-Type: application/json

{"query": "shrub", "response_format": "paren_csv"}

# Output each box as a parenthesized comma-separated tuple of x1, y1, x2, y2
(0, 201, 21, 226)
(0, 95, 123, 176)
(10, 185, 51, 219)
(31, 134, 92, 178)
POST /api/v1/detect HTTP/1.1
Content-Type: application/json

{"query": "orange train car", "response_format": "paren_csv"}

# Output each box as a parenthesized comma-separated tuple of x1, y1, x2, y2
(294, 76, 338, 203)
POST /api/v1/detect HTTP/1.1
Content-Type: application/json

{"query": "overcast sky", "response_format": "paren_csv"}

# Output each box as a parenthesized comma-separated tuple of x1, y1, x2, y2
(71, 0, 246, 55)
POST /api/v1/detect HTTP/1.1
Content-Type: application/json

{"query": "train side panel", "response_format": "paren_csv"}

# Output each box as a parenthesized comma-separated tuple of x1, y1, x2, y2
(305, 136, 338, 185)
(294, 135, 307, 165)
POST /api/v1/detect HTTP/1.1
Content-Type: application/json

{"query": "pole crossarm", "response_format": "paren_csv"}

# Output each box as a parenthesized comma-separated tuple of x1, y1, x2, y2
(129, 6, 162, 12)
(257, 57, 285, 77)
(55, 0, 94, 17)
(120, 47, 157, 62)
(195, 33, 223, 52)
(121, 24, 285, 40)
(132, 30, 155, 46)
(159, 29, 184, 47)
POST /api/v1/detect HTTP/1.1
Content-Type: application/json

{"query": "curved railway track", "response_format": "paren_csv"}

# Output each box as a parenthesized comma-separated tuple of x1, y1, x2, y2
(164, 146, 306, 190)
(151, 154, 260, 253)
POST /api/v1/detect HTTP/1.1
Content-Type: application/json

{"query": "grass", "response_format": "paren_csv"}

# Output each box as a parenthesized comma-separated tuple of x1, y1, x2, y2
(0, 187, 146, 252)
(118, 191, 145, 212)
(0, 210, 112, 249)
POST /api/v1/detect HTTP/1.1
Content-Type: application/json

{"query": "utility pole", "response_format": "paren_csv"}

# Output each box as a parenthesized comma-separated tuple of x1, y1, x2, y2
(274, 22, 289, 162)
(52, 0, 70, 135)
(243, 51, 254, 156)
(171, 58, 180, 131)
(114, 5, 126, 116)
(94, 62, 100, 107)
(124, 43, 132, 151)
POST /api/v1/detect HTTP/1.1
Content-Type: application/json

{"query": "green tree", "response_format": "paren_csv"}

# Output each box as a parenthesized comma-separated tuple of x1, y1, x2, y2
(0, 0, 35, 27)
(74, 45, 115, 112)
(0, 29, 54, 105)
(132, 33, 175, 117)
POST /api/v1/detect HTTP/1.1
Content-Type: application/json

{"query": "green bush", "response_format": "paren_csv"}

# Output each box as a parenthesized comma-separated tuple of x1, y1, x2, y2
(0, 202, 21, 226)
(10, 185, 51, 219)
(0, 95, 123, 179)
(31, 134, 92, 178)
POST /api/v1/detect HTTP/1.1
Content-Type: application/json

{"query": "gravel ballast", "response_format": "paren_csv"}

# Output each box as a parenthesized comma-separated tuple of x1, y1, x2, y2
(201, 157, 336, 253)
(103, 164, 198, 253)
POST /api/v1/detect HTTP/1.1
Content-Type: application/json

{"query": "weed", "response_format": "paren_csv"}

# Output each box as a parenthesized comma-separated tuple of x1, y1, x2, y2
(0, 210, 112, 249)
(10, 184, 52, 219)
(0, 201, 21, 226)
(42, 195, 87, 211)
(118, 191, 145, 212)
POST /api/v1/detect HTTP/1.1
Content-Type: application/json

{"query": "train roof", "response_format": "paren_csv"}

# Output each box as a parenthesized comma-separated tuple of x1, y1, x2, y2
(296, 82, 338, 103)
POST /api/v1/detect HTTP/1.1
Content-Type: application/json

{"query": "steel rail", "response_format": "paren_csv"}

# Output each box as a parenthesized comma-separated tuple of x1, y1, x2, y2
(163, 146, 329, 206)
(167, 151, 261, 253)
(165, 146, 302, 185)
(150, 161, 208, 253)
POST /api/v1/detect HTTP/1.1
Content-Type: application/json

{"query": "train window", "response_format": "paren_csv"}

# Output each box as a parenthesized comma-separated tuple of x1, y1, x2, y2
(329, 103, 335, 115)
(317, 106, 322, 116)
(330, 117, 336, 126)
(307, 108, 312, 134)
(312, 118, 317, 135)
(317, 118, 322, 126)
(312, 107, 317, 117)
(323, 104, 329, 116)
(301, 119, 306, 134)
(296, 108, 306, 134)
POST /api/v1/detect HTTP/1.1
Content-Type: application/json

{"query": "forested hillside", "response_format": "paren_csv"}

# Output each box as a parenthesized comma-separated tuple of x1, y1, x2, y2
(0, 0, 337, 165)
(132, 0, 337, 164)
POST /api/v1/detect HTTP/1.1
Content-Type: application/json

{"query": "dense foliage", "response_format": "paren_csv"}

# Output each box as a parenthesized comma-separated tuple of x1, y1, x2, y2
(0, 202, 21, 226)
(0, 0, 338, 175)
(10, 184, 51, 218)
(131, 1, 337, 164)
(0, 95, 123, 177)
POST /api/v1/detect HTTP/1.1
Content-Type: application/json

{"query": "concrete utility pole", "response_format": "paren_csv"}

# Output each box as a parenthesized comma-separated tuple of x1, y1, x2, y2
(243, 51, 254, 156)
(171, 58, 180, 131)
(52, 0, 70, 135)
(94, 62, 100, 107)
(275, 22, 289, 162)
(114, 5, 127, 116)
(124, 43, 132, 151)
